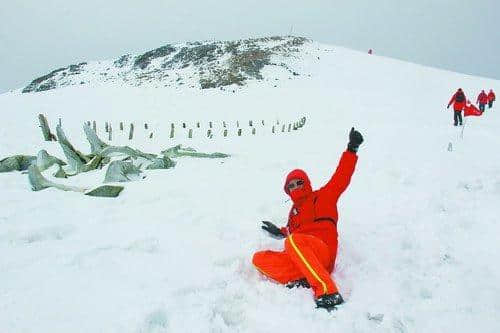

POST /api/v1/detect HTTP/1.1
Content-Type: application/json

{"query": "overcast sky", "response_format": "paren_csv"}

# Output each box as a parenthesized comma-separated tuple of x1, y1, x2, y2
(0, 0, 499, 93)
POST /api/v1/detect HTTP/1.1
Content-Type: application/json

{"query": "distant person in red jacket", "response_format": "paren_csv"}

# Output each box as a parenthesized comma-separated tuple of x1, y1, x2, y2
(476, 90, 488, 112)
(253, 128, 363, 311)
(488, 89, 496, 109)
(447, 88, 467, 126)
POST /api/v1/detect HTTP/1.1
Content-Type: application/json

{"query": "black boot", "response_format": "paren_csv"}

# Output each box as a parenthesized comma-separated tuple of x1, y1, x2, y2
(286, 278, 310, 289)
(315, 292, 344, 310)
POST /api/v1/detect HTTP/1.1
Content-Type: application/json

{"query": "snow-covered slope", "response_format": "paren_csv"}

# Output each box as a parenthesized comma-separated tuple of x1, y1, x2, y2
(1, 39, 500, 332)
(21, 36, 307, 93)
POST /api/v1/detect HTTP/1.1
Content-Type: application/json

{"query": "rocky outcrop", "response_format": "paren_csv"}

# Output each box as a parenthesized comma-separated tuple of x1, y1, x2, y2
(22, 36, 309, 93)
(23, 63, 87, 93)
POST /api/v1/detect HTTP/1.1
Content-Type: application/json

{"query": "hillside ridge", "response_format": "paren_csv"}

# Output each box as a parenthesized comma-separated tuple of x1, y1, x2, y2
(22, 36, 309, 93)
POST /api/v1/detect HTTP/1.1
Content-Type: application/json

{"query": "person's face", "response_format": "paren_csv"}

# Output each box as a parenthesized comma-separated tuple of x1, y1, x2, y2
(287, 178, 304, 192)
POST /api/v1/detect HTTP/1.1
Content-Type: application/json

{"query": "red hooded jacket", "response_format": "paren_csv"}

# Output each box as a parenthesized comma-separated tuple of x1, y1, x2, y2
(477, 91, 488, 105)
(280, 151, 358, 256)
(488, 91, 496, 102)
(448, 90, 466, 111)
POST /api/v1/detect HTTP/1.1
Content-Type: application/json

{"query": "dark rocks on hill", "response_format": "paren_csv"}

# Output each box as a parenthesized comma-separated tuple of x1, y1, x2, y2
(69, 62, 87, 73)
(163, 43, 218, 68)
(230, 49, 271, 80)
(22, 62, 88, 93)
(200, 69, 246, 89)
(21, 36, 310, 93)
(22, 67, 66, 93)
(114, 54, 130, 68)
(134, 45, 176, 70)
(199, 49, 271, 88)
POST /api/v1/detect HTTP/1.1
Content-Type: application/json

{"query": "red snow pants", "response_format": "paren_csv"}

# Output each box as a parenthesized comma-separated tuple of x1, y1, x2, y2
(252, 233, 338, 298)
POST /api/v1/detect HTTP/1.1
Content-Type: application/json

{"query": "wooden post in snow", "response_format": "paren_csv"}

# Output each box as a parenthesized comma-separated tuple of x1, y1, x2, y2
(223, 129, 228, 137)
(145, 123, 148, 130)
(209, 121, 213, 129)
(252, 128, 256, 135)
(108, 124, 112, 141)
(282, 124, 286, 132)
(120, 122, 123, 131)
(238, 128, 242, 136)
(170, 123, 174, 139)
(149, 132, 153, 139)
(188, 129, 193, 139)
(128, 123, 134, 140)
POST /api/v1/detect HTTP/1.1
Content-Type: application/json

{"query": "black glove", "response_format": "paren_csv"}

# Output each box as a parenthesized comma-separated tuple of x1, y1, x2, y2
(261, 221, 285, 238)
(447, 105, 450, 109)
(347, 127, 364, 153)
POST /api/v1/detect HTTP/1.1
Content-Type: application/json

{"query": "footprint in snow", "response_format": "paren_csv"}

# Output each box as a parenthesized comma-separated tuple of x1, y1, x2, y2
(458, 180, 483, 192)
(392, 318, 409, 333)
(138, 309, 168, 333)
(367, 312, 384, 323)
(14, 225, 75, 245)
(125, 238, 160, 254)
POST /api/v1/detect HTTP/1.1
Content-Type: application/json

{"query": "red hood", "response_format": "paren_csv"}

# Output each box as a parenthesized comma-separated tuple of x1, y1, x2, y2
(284, 169, 313, 204)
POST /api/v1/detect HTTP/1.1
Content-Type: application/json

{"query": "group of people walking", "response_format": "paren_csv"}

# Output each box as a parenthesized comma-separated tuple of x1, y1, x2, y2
(447, 88, 495, 126)
(475, 89, 496, 112)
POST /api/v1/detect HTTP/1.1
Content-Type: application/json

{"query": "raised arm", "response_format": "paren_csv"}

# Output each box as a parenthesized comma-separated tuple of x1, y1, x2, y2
(322, 150, 358, 198)
(321, 128, 363, 198)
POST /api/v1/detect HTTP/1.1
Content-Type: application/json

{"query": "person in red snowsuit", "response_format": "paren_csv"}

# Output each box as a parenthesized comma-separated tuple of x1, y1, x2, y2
(488, 89, 496, 109)
(476, 90, 488, 112)
(447, 88, 467, 126)
(252, 128, 363, 310)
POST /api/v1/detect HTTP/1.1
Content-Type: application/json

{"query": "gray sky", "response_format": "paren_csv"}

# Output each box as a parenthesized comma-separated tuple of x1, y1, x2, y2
(1, 0, 499, 93)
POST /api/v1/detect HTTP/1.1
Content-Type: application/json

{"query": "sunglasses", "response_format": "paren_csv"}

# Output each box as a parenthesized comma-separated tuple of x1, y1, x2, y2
(287, 179, 304, 190)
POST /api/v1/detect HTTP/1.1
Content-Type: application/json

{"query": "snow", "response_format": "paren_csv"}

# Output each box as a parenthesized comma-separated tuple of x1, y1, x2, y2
(1, 42, 500, 332)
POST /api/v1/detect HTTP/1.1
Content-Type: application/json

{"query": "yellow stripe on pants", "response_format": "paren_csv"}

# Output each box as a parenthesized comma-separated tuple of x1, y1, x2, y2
(254, 264, 271, 278)
(288, 234, 328, 295)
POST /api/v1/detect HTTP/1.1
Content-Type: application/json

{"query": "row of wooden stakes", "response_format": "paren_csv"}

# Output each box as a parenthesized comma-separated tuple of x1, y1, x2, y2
(38, 114, 306, 142)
